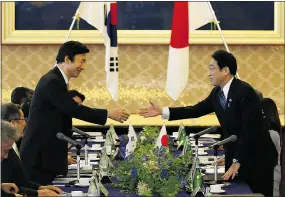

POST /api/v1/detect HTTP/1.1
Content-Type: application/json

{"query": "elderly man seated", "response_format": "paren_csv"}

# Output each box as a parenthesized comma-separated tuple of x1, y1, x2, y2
(1, 103, 63, 196)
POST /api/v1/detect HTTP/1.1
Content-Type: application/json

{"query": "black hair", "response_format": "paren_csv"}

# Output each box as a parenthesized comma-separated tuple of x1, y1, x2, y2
(56, 41, 90, 63)
(261, 98, 281, 135)
(11, 87, 34, 104)
(212, 50, 237, 75)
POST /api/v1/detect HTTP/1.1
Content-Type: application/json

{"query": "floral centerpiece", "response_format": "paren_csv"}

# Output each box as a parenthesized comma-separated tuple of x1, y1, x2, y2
(111, 126, 193, 196)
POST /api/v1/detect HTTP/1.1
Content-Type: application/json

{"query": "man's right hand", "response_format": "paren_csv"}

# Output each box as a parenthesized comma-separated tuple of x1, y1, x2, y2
(1, 183, 19, 194)
(107, 109, 130, 123)
(38, 189, 58, 196)
(139, 101, 162, 118)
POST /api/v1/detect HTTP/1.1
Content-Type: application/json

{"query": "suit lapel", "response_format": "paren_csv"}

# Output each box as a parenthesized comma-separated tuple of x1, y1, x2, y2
(225, 78, 237, 112)
(52, 66, 68, 91)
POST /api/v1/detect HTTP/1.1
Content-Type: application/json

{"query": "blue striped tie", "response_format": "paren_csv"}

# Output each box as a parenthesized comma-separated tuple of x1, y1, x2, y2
(220, 89, 226, 110)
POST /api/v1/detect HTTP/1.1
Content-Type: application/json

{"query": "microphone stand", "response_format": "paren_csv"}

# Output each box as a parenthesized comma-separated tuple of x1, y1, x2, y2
(206, 145, 220, 185)
(76, 144, 81, 182)
(213, 145, 218, 184)
(83, 137, 89, 166)
(193, 135, 200, 161)
(69, 144, 83, 185)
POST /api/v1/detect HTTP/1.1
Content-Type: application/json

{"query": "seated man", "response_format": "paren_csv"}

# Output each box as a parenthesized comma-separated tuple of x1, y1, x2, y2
(11, 87, 34, 119)
(1, 103, 63, 196)
(1, 120, 22, 197)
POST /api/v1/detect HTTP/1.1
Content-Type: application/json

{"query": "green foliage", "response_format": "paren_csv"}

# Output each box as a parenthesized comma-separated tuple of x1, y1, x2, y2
(112, 126, 192, 196)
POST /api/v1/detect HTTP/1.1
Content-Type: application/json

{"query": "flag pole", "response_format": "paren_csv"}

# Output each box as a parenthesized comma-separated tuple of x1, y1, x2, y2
(65, 9, 79, 42)
(207, 2, 240, 79)
(53, 9, 79, 68)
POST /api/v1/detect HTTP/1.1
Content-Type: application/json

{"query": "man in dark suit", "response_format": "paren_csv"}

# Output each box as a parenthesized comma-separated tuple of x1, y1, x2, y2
(139, 50, 277, 196)
(1, 121, 22, 197)
(281, 130, 285, 196)
(1, 103, 63, 196)
(20, 41, 130, 185)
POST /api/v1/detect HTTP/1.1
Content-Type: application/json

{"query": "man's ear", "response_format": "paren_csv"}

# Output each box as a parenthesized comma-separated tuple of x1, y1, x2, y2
(64, 56, 71, 64)
(223, 66, 230, 75)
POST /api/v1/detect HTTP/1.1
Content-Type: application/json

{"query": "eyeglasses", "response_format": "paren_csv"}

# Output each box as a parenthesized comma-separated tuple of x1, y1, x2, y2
(9, 118, 27, 122)
(208, 66, 220, 72)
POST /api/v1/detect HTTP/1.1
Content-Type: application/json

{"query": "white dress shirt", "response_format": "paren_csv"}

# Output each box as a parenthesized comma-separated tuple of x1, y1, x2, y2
(162, 77, 234, 120)
(56, 65, 69, 84)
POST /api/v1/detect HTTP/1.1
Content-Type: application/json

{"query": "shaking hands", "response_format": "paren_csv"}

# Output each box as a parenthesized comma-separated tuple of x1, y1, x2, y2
(107, 101, 162, 123)
(139, 101, 162, 118)
(107, 109, 130, 123)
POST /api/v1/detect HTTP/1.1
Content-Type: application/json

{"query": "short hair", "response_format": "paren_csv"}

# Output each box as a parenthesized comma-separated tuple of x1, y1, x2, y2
(255, 89, 263, 102)
(11, 87, 34, 104)
(56, 41, 90, 63)
(212, 50, 237, 75)
(1, 120, 19, 143)
(68, 90, 85, 102)
(21, 101, 31, 119)
(261, 98, 281, 134)
(1, 103, 21, 122)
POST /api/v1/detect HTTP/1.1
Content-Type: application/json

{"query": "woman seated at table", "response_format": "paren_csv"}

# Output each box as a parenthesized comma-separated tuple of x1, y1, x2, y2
(261, 98, 281, 197)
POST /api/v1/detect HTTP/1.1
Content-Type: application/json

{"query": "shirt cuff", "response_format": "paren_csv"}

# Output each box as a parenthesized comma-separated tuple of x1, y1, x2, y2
(162, 107, 170, 120)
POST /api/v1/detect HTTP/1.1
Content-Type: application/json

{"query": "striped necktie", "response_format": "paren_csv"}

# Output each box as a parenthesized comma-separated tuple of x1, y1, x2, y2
(219, 89, 226, 110)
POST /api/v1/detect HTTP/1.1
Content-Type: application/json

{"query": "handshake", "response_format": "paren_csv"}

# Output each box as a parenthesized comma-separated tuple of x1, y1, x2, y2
(107, 101, 163, 123)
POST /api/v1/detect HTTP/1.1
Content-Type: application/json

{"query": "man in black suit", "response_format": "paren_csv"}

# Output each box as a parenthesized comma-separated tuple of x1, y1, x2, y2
(20, 41, 130, 185)
(1, 120, 22, 197)
(139, 50, 277, 196)
(1, 103, 63, 196)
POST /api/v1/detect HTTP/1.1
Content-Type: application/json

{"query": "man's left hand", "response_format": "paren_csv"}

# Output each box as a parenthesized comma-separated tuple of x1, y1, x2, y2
(38, 186, 63, 194)
(222, 163, 240, 180)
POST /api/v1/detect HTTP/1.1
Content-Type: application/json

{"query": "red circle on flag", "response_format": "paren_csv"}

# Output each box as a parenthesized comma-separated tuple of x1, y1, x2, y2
(161, 135, 169, 147)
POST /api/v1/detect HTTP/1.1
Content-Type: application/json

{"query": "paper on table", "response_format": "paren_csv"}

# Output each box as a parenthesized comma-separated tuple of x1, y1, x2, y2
(68, 164, 82, 169)
(89, 161, 99, 165)
(189, 133, 221, 139)
(88, 154, 99, 160)
(205, 167, 225, 174)
(73, 132, 102, 136)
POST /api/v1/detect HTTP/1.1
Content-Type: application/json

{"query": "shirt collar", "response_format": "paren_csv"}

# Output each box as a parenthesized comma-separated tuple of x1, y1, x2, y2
(222, 77, 234, 99)
(56, 65, 69, 84)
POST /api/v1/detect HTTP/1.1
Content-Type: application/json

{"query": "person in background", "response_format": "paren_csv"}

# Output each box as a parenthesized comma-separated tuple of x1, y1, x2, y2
(1, 103, 62, 196)
(261, 98, 282, 197)
(1, 120, 22, 197)
(11, 87, 34, 119)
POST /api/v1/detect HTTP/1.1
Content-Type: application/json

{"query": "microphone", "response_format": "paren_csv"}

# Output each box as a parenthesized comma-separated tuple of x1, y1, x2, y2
(56, 132, 83, 149)
(191, 126, 218, 139)
(209, 135, 237, 149)
(72, 127, 90, 138)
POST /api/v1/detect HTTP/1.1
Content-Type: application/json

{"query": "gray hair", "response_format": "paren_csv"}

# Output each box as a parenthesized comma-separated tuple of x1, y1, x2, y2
(1, 120, 19, 143)
(1, 103, 21, 122)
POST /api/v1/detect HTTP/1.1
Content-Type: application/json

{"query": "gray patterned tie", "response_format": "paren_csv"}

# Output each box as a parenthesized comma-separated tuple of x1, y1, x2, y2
(220, 89, 226, 110)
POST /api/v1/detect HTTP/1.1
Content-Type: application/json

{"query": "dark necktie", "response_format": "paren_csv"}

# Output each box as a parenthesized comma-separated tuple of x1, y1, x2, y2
(220, 89, 226, 110)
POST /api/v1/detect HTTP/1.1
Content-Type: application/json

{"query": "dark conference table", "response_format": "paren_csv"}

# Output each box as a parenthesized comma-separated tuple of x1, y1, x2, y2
(53, 134, 257, 196)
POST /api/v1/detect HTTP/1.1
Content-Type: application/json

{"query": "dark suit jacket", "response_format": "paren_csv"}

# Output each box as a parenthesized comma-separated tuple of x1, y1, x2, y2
(1, 149, 40, 196)
(280, 130, 285, 196)
(1, 190, 16, 197)
(169, 78, 277, 177)
(20, 66, 108, 176)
